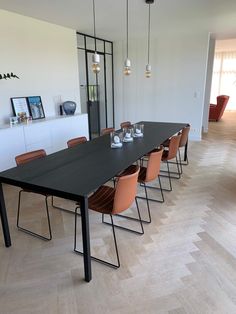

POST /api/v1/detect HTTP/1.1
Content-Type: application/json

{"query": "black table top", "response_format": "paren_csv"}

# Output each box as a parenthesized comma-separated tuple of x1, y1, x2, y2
(0, 122, 187, 201)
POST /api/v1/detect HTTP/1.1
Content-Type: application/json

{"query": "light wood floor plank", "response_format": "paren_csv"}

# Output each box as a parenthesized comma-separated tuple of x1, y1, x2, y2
(1, 112, 236, 313)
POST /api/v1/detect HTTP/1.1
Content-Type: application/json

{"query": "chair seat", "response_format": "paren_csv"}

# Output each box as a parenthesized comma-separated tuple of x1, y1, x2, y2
(118, 164, 147, 183)
(88, 185, 115, 214)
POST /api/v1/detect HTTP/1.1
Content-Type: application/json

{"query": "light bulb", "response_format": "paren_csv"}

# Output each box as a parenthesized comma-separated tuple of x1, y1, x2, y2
(145, 64, 151, 78)
(124, 58, 131, 76)
(124, 66, 131, 75)
(92, 63, 101, 74)
(92, 53, 101, 74)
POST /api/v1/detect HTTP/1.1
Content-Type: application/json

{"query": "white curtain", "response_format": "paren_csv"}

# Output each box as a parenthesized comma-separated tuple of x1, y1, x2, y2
(210, 51, 236, 110)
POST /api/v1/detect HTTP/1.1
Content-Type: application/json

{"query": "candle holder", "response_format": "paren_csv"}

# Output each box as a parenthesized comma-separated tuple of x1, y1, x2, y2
(123, 127, 134, 142)
(110, 131, 123, 148)
(133, 124, 144, 137)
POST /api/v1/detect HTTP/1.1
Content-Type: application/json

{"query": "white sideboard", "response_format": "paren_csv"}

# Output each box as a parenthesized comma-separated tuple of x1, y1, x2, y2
(0, 114, 89, 171)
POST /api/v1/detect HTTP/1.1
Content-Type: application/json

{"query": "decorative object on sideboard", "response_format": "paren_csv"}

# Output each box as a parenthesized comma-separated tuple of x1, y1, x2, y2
(27, 96, 45, 120)
(11, 97, 30, 117)
(62, 101, 76, 115)
(0, 72, 19, 80)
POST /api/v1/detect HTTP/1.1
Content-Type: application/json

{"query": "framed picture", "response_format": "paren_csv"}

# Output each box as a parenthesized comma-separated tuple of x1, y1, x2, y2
(27, 96, 45, 120)
(11, 97, 30, 117)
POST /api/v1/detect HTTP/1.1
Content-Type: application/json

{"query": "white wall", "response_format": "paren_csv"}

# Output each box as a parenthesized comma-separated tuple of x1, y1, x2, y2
(114, 31, 210, 141)
(0, 10, 80, 125)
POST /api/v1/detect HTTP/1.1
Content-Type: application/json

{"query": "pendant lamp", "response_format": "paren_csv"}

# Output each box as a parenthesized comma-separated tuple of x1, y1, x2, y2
(124, 0, 131, 75)
(92, 0, 100, 74)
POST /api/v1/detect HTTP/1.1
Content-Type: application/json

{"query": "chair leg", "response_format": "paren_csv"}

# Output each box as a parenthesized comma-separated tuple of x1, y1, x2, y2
(160, 155, 182, 180)
(103, 198, 145, 233)
(175, 156, 181, 179)
(139, 175, 165, 203)
(178, 149, 183, 174)
(51, 196, 79, 215)
(116, 183, 152, 224)
(74, 207, 120, 269)
(183, 141, 189, 165)
(159, 161, 173, 191)
(17, 191, 52, 241)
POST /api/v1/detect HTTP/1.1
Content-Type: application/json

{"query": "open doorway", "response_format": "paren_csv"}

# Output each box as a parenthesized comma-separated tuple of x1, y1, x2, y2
(210, 39, 236, 112)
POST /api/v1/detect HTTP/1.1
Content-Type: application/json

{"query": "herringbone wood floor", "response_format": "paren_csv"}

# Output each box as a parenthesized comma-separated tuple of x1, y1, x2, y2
(1, 112, 236, 314)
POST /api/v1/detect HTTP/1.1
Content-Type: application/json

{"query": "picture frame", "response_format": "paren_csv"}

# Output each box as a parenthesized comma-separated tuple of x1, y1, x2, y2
(27, 96, 45, 120)
(11, 97, 30, 117)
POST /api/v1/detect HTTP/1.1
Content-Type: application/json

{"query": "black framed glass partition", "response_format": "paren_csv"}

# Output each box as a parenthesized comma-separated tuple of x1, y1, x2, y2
(77, 32, 115, 139)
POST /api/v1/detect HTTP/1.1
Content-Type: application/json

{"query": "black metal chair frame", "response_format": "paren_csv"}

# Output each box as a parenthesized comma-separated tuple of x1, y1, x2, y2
(51, 196, 80, 215)
(74, 198, 144, 269)
(17, 190, 52, 241)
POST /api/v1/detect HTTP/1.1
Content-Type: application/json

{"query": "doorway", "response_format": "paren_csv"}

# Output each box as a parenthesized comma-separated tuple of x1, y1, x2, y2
(210, 39, 236, 111)
(77, 33, 114, 139)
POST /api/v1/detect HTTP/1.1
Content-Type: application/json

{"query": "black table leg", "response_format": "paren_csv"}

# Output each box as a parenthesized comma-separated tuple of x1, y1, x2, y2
(184, 140, 188, 162)
(80, 196, 92, 282)
(0, 183, 11, 247)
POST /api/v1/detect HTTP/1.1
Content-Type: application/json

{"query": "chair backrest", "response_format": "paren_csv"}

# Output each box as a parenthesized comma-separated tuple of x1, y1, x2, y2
(67, 136, 87, 148)
(216, 95, 230, 120)
(217, 95, 229, 107)
(179, 125, 190, 147)
(145, 148, 163, 182)
(166, 134, 182, 160)
(112, 165, 139, 214)
(120, 121, 131, 129)
(101, 128, 115, 135)
(15, 149, 46, 166)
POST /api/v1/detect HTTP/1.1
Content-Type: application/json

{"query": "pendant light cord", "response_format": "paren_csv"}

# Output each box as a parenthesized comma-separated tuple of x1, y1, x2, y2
(147, 4, 151, 64)
(126, 0, 129, 59)
(93, 0, 97, 52)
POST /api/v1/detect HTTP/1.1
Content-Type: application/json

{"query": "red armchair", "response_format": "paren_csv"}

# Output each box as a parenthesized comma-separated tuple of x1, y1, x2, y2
(209, 95, 230, 121)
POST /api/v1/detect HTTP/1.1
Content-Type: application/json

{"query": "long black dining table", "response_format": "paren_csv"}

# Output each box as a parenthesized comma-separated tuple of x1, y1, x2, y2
(0, 121, 187, 282)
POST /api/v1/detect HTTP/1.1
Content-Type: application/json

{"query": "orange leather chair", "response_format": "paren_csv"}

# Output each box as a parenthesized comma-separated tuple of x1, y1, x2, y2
(163, 124, 190, 170)
(67, 136, 87, 148)
(118, 148, 164, 224)
(15, 150, 52, 241)
(209, 95, 229, 121)
(161, 134, 182, 191)
(74, 166, 142, 268)
(101, 127, 115, 135)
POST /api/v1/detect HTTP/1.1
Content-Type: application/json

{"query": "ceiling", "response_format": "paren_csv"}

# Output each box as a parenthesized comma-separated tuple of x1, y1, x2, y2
(0, 0, 236, 40)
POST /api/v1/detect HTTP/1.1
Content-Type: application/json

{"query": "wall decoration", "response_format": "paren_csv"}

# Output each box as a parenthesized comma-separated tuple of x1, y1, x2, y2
(11, 97, 30, 117)
(0, 72, 19, 80)
(27, 96, 45, 120)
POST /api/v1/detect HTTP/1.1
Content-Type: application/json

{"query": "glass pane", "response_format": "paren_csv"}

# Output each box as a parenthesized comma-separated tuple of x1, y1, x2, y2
(87, 52, 106, 137)
(97, 55, 106, 130)
(105, 42, 112, 54)
(78, 50, 87, 114)
(96, 40, 104, 54)
(77, 34, 85, 49)
(106, 55, 114, 127)
(86, 37, 95, 51)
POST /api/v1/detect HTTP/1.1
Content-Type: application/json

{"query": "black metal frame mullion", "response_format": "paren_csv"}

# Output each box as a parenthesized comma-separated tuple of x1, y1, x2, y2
(84, 36, 92, 140)
(111, 42, 115, 128)
(104, 41, 108, 128)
